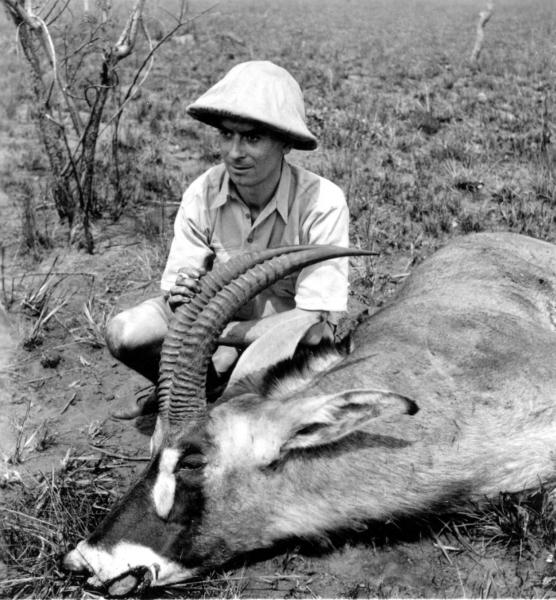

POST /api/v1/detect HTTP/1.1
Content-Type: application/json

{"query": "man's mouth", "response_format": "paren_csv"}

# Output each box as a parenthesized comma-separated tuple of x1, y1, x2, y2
(228, 164, 252, 173)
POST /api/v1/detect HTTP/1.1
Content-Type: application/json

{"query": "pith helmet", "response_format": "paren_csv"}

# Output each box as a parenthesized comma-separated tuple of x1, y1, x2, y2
(186, 60, 317, 151)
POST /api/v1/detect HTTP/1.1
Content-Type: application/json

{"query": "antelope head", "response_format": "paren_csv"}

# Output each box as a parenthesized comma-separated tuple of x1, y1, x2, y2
(63, 245, 373, 596)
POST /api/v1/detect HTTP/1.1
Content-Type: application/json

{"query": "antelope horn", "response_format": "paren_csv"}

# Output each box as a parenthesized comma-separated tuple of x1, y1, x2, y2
(157, 246, 313, 418)
(158, 245, 375, 428)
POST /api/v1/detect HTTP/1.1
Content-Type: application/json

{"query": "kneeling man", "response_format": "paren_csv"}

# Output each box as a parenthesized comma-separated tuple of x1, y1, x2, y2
(107, 60, 349, 418)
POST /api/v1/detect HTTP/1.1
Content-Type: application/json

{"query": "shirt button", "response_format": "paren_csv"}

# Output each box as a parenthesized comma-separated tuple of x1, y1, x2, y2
(247, 236, 253, 243)
(245, 213, 250, 219)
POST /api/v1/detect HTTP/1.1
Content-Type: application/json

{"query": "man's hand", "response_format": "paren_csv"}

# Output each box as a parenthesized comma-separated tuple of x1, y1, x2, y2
(166, 265, 207, 310)
(300, 319, 335, 346)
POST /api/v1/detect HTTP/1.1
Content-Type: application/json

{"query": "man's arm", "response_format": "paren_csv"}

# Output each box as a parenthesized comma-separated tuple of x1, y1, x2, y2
(217, 177, 349, 348)
(295, 177, 350, 314)
(161, 173, 214, 307)
(218, 307, 333, 347)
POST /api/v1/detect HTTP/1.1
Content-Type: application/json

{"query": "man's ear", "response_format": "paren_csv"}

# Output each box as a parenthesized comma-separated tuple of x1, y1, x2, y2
(279, 388, 418, 453)
(282, 144, 292, 156)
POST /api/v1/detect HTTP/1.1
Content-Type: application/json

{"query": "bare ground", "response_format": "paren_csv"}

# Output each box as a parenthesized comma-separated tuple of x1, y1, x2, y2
(2, 212, 556, 598)
(2, 0, 556, 593)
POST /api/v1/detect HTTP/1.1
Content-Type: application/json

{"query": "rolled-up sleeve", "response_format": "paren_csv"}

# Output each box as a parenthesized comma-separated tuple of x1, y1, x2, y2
(160, 175, 214, 292)
(295, 177, 349, 312)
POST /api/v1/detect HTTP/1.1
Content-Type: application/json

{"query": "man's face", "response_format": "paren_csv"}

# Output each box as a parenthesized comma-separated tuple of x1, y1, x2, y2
(218, 119, 289, 191)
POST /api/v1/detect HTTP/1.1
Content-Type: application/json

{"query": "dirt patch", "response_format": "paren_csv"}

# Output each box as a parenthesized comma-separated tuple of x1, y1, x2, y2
(2, 237, 158, 478)
(2, 220, 555, 599)
(2, 0, 556, 595)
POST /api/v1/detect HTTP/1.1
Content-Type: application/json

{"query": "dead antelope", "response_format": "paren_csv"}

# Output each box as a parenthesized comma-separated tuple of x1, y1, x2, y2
(64, 233, 556, 597)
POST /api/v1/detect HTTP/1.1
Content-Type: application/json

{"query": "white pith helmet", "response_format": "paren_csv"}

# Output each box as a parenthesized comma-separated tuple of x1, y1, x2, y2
(186, 60, 317, 151)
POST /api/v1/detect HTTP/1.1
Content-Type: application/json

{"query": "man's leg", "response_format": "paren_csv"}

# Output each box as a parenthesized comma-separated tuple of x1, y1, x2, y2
(106, 295, 171, 382)
(206, 345, 240, 403)
(106, 296, 171, 417)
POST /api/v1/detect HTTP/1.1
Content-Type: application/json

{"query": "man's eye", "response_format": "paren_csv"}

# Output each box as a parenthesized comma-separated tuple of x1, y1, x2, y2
(246, 135, 260, 143)
(219, 130, 232, 139)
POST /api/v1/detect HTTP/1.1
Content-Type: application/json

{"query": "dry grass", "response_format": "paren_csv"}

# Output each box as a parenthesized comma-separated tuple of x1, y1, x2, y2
(0, 452, 126, 598)
(453, 486, 556, 559)
(0, 452, 295, 599)
(3, 469, 556, 599)
(1, 0, 556, 597)
(71, 297, 113, 349)
(20, 261, 70, 350)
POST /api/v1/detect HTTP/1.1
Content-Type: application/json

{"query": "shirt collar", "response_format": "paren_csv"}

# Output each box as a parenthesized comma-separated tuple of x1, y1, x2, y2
(211, 161, 292, 222)
(274, 161, 291, 222)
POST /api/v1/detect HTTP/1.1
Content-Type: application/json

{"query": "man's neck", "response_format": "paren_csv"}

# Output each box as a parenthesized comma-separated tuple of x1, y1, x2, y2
(234, 162, 283, 213)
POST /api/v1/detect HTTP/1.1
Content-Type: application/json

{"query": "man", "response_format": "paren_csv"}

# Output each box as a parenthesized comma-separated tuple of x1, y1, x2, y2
(107, 60, 349, 418)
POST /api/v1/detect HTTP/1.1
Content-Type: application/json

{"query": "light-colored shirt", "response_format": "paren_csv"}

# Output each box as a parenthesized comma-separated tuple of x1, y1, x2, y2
(161, 161, 349, 319)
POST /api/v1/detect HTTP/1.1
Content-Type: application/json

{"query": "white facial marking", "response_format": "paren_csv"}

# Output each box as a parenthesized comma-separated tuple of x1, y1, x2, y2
(152, 448, 180, 519)
(73, 539, 197, 587)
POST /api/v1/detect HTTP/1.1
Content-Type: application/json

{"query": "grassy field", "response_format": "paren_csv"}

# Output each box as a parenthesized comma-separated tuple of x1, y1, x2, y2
(1, 0, 555, 597)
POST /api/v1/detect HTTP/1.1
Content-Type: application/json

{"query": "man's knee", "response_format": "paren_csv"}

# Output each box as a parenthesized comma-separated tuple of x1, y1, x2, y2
(105, 298, 169, 361)
(105, 313, 130, 359)
(212, 345, 239, 376)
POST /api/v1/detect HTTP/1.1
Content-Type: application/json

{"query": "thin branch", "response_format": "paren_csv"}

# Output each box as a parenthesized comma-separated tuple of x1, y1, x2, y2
(45, 0, 71, 26)
(89, 444, 150, 461)
(40, 15, 85, 134)
(99, 4, 215, 136)
(113, 0, 146, 58)
(470, 1, 494, 65)
(160, 0, 190, 25)
(41, 0, 64, 23)
(45, 113, 85, 208)
(59, 35, 100, 67)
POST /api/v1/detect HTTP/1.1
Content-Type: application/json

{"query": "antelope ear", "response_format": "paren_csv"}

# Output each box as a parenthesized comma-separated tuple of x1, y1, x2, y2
(280, 389, 418, 452)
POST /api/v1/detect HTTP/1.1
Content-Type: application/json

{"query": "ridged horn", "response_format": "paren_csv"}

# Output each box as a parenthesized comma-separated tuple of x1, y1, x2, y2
(157, 246, 315, 418)
(158, 245, 375, 427)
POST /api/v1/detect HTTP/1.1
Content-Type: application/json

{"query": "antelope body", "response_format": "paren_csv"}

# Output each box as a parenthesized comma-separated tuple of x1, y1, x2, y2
(64, 232, 556, 597)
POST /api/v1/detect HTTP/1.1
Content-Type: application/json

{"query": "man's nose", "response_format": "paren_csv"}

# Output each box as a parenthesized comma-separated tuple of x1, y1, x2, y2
(227, 134, 244, 159)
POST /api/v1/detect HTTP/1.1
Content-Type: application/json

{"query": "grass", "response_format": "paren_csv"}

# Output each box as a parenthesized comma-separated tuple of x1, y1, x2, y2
(0, 453, 125, 598)
(73, 297, 113, 349)
(19, 259, 70, 350)
(2, 461, 555, 599)
(453, 487, 556, 556)
(1, 0, 556, 597)
(2, 0, 554, 266)
(0, 452, 310, 598)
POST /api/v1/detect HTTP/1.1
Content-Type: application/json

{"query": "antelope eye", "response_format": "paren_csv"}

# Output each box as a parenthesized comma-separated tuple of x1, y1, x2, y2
(178, 453, 207, 470)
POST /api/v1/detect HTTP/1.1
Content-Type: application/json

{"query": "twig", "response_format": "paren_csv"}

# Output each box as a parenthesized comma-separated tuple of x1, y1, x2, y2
(2, 508, 58, 529)
(59, 391, 77, 415)
(13, 271, 96, 279)
(45, 0, 71, 26)
(34, 255, 60, 296)
(98, 6, 217, 136)
(18, 367, 81, 385)
(0, 245, 15, 308)
(89, 444, 150, 461)
(470, 2, 494, 66)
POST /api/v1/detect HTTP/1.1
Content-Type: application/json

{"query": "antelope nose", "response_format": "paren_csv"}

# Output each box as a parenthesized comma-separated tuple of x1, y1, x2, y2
(104, 566, 155, 598)
(63, 547, 90, 573)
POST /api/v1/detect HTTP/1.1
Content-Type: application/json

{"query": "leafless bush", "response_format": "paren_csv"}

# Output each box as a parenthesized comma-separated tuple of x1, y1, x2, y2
(1, 0, 197, 252)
